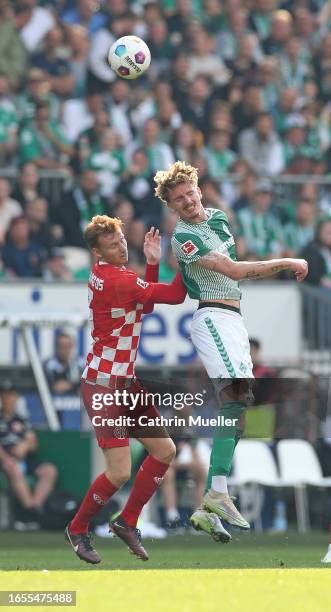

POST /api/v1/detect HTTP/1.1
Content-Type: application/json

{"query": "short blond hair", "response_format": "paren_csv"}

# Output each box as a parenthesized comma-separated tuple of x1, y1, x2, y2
(84, 215, 122, 250)
(154, 161, 198, 203)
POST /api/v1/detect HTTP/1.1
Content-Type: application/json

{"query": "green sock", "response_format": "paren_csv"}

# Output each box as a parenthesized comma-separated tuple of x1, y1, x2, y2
(204, 402, 246, 494)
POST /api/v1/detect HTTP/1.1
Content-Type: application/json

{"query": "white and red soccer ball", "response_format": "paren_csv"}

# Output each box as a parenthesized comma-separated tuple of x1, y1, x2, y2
(108, 35, 151, 80)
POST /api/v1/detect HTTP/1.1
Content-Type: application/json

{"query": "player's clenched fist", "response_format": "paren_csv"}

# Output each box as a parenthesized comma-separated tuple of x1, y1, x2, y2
(289, 258, 308, 283)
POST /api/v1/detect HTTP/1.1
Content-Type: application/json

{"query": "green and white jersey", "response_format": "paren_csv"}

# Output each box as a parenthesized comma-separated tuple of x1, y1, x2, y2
(171, 208, 241, 301)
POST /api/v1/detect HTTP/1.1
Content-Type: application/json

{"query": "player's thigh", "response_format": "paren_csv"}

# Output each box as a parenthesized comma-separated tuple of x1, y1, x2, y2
(103, 446, 132, 485)
(191, 308, 253, 380)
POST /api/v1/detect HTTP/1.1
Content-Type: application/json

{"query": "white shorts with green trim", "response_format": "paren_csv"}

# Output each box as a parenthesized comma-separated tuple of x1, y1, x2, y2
(190, 307, 254, 383)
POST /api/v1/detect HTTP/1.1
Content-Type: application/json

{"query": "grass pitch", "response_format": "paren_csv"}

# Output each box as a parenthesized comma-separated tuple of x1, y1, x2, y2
(0, 532, 329, 612)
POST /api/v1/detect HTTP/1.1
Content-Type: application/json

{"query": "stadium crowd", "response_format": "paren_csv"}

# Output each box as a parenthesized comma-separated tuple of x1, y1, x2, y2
(1, 0, 331, 286)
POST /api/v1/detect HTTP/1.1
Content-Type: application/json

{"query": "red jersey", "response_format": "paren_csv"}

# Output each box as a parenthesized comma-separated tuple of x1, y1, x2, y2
(82, 261, 157, 384)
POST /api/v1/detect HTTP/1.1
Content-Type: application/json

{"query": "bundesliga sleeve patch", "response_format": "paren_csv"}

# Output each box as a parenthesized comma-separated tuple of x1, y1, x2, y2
(181, 240, 199, 256)
(136, 278, 149, 289)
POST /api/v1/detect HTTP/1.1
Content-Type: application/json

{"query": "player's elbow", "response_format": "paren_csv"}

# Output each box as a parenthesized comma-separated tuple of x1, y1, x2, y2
(221, 262, 241, 280)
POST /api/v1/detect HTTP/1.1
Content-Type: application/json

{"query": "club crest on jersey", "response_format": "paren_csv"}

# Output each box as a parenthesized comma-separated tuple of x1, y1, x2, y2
(137, 278, 149, 289)
(181, 240, 198, 255)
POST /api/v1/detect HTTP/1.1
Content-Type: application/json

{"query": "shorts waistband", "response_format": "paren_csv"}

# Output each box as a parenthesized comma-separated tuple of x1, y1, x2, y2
(198, 302, 241, 315)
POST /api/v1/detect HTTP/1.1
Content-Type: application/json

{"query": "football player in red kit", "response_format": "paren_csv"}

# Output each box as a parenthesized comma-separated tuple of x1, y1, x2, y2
(66, 215, 187, 564)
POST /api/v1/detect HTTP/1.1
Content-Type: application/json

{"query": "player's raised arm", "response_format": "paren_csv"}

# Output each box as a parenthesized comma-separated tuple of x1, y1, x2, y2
(197, 252, 308, 283)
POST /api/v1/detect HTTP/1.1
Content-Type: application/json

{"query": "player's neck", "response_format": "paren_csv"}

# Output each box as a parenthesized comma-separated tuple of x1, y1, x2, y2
(181, 208, 208, 225)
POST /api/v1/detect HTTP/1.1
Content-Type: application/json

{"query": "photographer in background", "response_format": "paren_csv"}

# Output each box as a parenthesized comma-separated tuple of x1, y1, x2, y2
(0, 381, 57, 529)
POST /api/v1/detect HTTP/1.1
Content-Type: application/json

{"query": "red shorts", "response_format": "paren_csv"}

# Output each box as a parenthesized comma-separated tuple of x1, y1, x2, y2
(80, 377, 162, 448)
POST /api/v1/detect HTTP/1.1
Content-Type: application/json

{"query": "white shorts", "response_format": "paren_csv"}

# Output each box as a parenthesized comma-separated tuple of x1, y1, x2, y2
(190, 307, 254, 384)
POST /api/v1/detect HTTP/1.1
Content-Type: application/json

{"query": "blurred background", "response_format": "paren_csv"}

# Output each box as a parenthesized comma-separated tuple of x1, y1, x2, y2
(0, 0, 331, 539)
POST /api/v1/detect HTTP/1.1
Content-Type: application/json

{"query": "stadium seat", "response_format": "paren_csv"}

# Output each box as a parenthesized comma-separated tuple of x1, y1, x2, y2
(230, 440, 281, 531)
(277, 439, 331, 487)
(231, 440, 281, 487)
(277, 440, 331, 533)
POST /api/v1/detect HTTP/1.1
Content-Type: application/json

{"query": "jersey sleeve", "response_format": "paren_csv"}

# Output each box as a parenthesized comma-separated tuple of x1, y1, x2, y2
(171, 231, 212, 264)
(115, 273, 155, 306)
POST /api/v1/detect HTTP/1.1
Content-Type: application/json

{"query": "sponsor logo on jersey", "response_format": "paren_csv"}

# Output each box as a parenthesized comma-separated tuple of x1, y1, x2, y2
(137, 278, 149, 289)
(181, 240, 198, 255)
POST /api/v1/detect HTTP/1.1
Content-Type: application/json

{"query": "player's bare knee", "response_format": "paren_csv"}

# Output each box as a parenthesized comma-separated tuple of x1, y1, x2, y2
(106, 468, 130, 488)
(154, 439, 176, 465)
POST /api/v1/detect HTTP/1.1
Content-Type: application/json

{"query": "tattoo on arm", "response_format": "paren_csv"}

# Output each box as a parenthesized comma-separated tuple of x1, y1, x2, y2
(198, 252, 230, 272)
(245, 263, 284, 279)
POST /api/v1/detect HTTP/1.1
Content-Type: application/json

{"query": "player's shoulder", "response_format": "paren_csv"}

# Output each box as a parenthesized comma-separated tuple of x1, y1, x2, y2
(206, 207, 229, 224)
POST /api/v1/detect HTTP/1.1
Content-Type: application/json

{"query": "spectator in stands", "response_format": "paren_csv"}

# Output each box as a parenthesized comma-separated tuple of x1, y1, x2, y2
(117, 148, 162, 226)
(107, 80, 132, 146)
(172, 123, 201, 165)
(0, 178, 22, 246)
(66, 25, 90, 99)
(273, 87, 299, 134)
(180, 74, 213, 138)
(86, 127, 124, 199)
(0, 380, 58, 528)
(18, 99, 74, 169)
(57, 169, 109, 248)
(11, 162, 41, 210)
(226, 33, 259, 89)
(301, 218, 331, 288)
(217, 5, 249, 61)
(15, 0, 56, 53)
(16, 67, 60, 125)
(62, 0, 108, 35)
(203, 128, 237, 179)
(0, 0, 26, 88)
(249, 0, 275, 41)
(257, 57, 280, 112)
(43, 247, 73, 281)
(146, 18, 177, 76)
(236, 178, 283, 260)
(128, 117, 175, 173)
(239, 111, 284, 176)
(279, 36, 312, 92)
(282, 113, 321, 173)
(187, 27, 230, 85)
(0, 75, 19, 165)
(232, 171, 258, 212)
(262, 9, 293, 56)
(313, 32, 331, 102)
(32, 26, 74, 98)
(169, 52, 191, 109)
(2, 215, 45, 277)
(283, 197, 316, 256)
(231, 83, 264, 134)
(44, 331, 84, 393)
(25, 197, 57, 254)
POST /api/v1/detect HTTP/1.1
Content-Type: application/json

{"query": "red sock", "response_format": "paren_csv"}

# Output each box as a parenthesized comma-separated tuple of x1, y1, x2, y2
(121, 455, 169, 528)
(70, 473, 118, 534)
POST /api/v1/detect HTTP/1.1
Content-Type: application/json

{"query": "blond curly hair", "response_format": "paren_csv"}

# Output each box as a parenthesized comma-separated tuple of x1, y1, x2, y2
(154, 161, 199, 203)
(84, 215, 123, 250)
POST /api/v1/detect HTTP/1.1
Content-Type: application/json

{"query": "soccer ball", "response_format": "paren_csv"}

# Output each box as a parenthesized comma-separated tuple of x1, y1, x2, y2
(108, 35, 151, 80)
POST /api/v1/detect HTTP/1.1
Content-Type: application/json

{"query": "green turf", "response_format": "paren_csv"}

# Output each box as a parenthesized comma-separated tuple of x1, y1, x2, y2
(0, 530, 328, 571)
